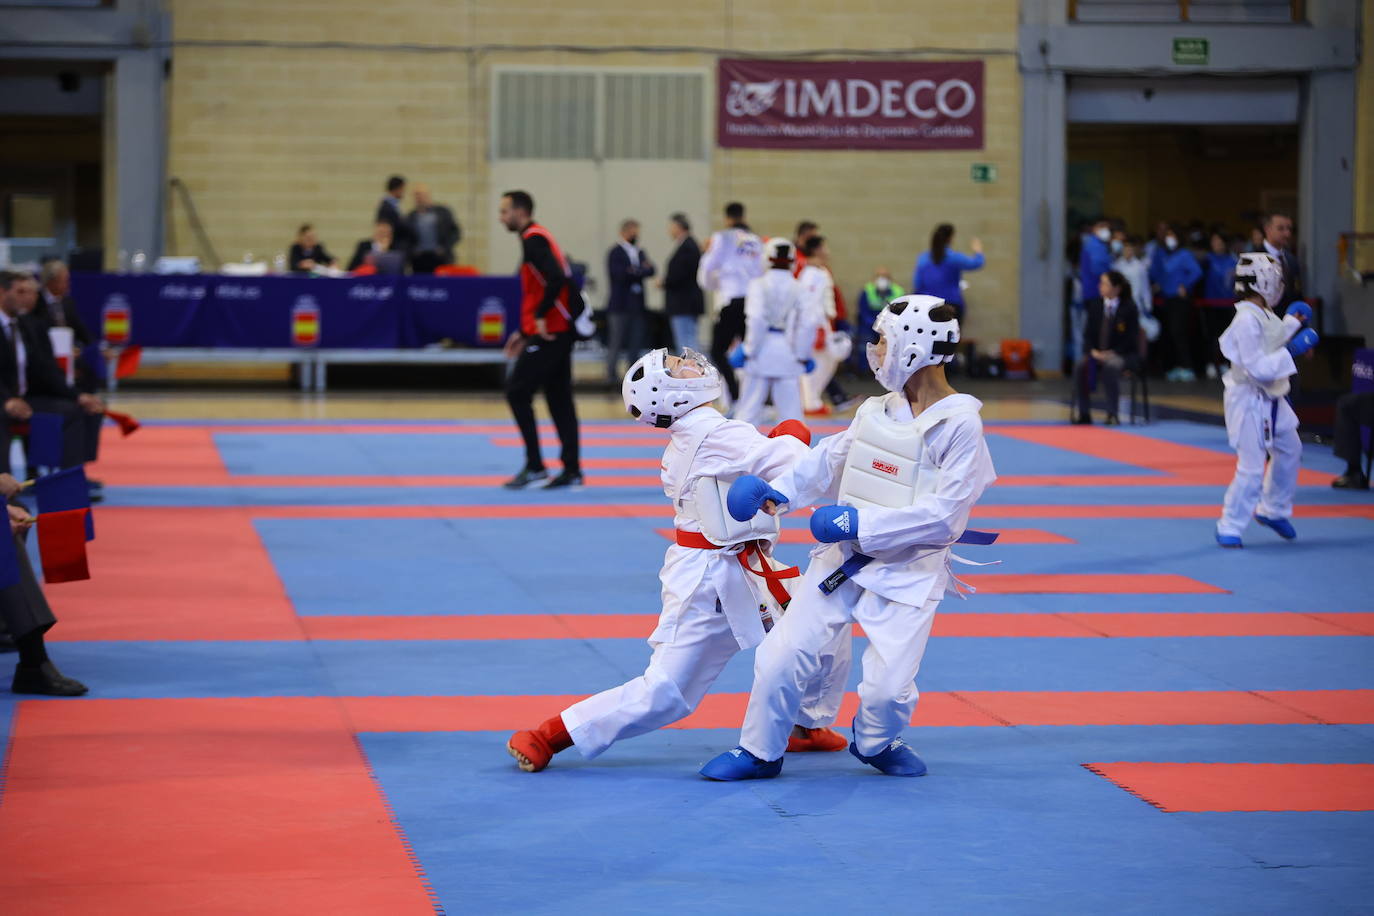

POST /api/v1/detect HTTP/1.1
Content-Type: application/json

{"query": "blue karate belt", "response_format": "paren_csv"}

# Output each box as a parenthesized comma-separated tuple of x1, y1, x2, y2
(818, 529, 1000, 595)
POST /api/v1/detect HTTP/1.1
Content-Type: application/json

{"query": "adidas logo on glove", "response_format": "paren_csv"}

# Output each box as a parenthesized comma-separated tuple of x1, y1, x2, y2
(833, 511, 852, 534)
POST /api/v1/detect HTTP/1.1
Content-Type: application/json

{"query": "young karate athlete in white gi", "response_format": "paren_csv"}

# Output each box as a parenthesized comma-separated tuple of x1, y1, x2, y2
(506, 348, 852, 773)
(700, 296, 997, 779)
(1215, 252, 1318, 547)
(732, 238, 820, 426)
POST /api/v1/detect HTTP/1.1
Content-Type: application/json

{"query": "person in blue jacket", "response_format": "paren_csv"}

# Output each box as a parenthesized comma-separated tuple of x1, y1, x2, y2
(1078, 218, 1114, 309)
(1203, 231, 1238, 301)
(1150, 225, 1204, 381)
(912, 223, 983, 321)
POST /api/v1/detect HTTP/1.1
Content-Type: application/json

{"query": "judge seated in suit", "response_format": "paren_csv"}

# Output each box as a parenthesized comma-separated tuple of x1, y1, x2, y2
(603, 218, 656, 384)
(0, 272, 105, 480)
(347, 221, 397, 272)
(0, 472, 87, 695)
(1072, 269, 1141, 426)
(35, 258, 98, 393)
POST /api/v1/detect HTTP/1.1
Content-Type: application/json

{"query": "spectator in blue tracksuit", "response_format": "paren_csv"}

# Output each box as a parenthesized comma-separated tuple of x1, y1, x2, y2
(912, 223, 984, 321)
(1150, 226, 1204, 381)
(1078, 218, 1114, 309)
(1203, 231, 1238, 301)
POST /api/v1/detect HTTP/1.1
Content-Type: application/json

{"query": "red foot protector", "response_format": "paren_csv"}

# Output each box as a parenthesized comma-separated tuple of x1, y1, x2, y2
(1085, 762, 1374, 812)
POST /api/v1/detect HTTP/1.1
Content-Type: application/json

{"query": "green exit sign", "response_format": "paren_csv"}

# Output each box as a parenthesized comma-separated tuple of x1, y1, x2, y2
(971, 163, 998, 184)
(1173, 37, 1209, 65)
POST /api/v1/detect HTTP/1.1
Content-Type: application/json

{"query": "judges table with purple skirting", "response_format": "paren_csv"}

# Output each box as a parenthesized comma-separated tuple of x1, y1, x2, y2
(70, 273, 522, 390)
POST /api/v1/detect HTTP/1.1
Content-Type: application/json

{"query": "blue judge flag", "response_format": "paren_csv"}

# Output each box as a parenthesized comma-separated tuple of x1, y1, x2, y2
(34, 465, 94, 541)
(0, 520, 19, 591)
(28, 412, 66, 469)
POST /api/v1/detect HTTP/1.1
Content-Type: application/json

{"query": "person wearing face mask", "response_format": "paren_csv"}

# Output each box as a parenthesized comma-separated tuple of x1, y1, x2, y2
(1112, 237, 1158, 344)
(1215, 253, 1316, 547)
(1150, 225, 1204, 382)
(1078, 219, 1115, 316)
(505, 349, 852, 773)
(604, 219, 657, 385)
(855, 268, 906, 371)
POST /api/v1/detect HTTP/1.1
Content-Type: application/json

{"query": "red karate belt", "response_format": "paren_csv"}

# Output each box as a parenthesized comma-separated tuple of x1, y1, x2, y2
(674, 529, 799, 607)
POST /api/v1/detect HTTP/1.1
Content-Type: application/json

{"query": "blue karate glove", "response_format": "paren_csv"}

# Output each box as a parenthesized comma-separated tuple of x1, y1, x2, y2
(803, 358, 816, 373)
(1286, 327, 1319, 358)
(728, 344, 747, 369)
(810, 505, 859, 543)
(1285, 301, 1313, 324)
(727, 475, 790, 522)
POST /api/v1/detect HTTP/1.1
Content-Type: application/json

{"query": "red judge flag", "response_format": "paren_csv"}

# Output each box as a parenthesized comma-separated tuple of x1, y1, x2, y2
(114, 345, 142, 379)
(36, 508, 91, 584)
(104, 409, 141, 436)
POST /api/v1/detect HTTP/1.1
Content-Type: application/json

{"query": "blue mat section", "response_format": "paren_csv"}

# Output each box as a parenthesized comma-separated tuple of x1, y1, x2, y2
(305, 636, 1374, 696)
(359, 728, 1370, 915)
(20, 642, 328, 698)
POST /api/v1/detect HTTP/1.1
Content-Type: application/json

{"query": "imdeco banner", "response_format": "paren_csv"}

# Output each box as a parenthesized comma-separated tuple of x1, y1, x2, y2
(717, 58, 984, 151)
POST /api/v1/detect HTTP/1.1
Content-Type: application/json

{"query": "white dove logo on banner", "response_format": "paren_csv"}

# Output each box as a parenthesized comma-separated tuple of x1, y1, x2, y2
(725, 80, 781, 117)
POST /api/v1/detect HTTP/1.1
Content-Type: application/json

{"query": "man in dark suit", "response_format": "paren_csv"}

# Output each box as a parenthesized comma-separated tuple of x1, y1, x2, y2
(34, 259, 97, 393)
(1072, 269, 1140, 426)
(0, 473, 87, 695)
(661, 213, 704, 353)
(1254, 212, 1301, 309)
(0, 271, 105, 476)
(604, 219, 655, 384)
(347, 221, 397, 272)
(374, 174, 413, 255)
(406, 184, 462, 274)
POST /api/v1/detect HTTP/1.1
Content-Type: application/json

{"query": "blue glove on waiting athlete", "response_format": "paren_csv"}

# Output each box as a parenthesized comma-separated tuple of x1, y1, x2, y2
(810, 505, 859, 543)
(1286, 327, 1319, 358)
(803, 358, 816, 373)
(727, 475, 790, 522)
(728, 344, 747, 369)
(1285, 301, 1313, 324)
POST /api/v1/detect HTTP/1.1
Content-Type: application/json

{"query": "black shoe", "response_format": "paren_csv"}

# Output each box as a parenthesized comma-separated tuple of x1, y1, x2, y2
(13, 661, 88, 696)
(542, 470, 584, 490)
(1332, 472, 1370, 490)
(1071, 414, 1093, 425)
(502, 468, 549, 490)
(1105, 414, 1121, 426)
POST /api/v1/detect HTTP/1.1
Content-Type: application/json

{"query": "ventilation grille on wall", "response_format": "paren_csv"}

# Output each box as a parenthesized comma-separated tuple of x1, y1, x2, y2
(494, 70, 705, 161)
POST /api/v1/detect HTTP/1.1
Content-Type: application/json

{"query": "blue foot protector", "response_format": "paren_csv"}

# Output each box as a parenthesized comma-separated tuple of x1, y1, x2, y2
(849, 736, 927, 777)
(1255, 514, 1296, 540)
(700, 746, 783, 781)
(1215, 532, 1244, 548)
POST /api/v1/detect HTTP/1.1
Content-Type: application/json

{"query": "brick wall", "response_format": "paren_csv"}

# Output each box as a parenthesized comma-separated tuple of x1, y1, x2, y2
(165, 0, 1021, 339)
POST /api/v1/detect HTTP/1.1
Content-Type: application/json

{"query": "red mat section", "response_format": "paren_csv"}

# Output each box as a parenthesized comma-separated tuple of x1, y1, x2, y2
(333, 689, 1374, 731)
(961, 573, 1226, 594)
(0, 698, 435, 913)
(45, 508, 302, 642)
(653, 527, 1075, 545)
(1084, 762, 1374, 812)
(292, 611, 1366, 642)
(94, 427, 232, 487)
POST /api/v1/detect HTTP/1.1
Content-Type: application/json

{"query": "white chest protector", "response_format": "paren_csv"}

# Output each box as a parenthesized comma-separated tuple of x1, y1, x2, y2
(1224, 301, 1294, 398)
(665, 415, 781, 547)
(838, 394, 977, 510)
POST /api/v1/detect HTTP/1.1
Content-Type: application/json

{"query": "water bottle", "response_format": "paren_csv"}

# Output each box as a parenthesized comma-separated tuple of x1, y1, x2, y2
(117, 249, 129, 273)
(273, 253, 287, 274)
(131, 250, 147, 273)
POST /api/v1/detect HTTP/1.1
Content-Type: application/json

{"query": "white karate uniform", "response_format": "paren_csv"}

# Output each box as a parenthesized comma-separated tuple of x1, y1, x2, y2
(697, 228, 766, 302)
(1217, 300, 1303, 537)
(561, 407, 853, 759)
(734, 269, 816, 426)
(739, 393, 996, 761)
(797, 265, 839, 412)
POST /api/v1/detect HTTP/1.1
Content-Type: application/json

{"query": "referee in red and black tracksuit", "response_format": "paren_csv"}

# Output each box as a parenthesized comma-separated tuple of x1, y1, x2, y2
(499, 190, 582, 490)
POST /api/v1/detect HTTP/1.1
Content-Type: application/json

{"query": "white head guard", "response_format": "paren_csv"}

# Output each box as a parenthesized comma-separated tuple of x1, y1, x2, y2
(1234, 252, 1284, 308)
(866, 294, 959, 392)
(622, 348, 722, 428)
(765, 237, 795, 265)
